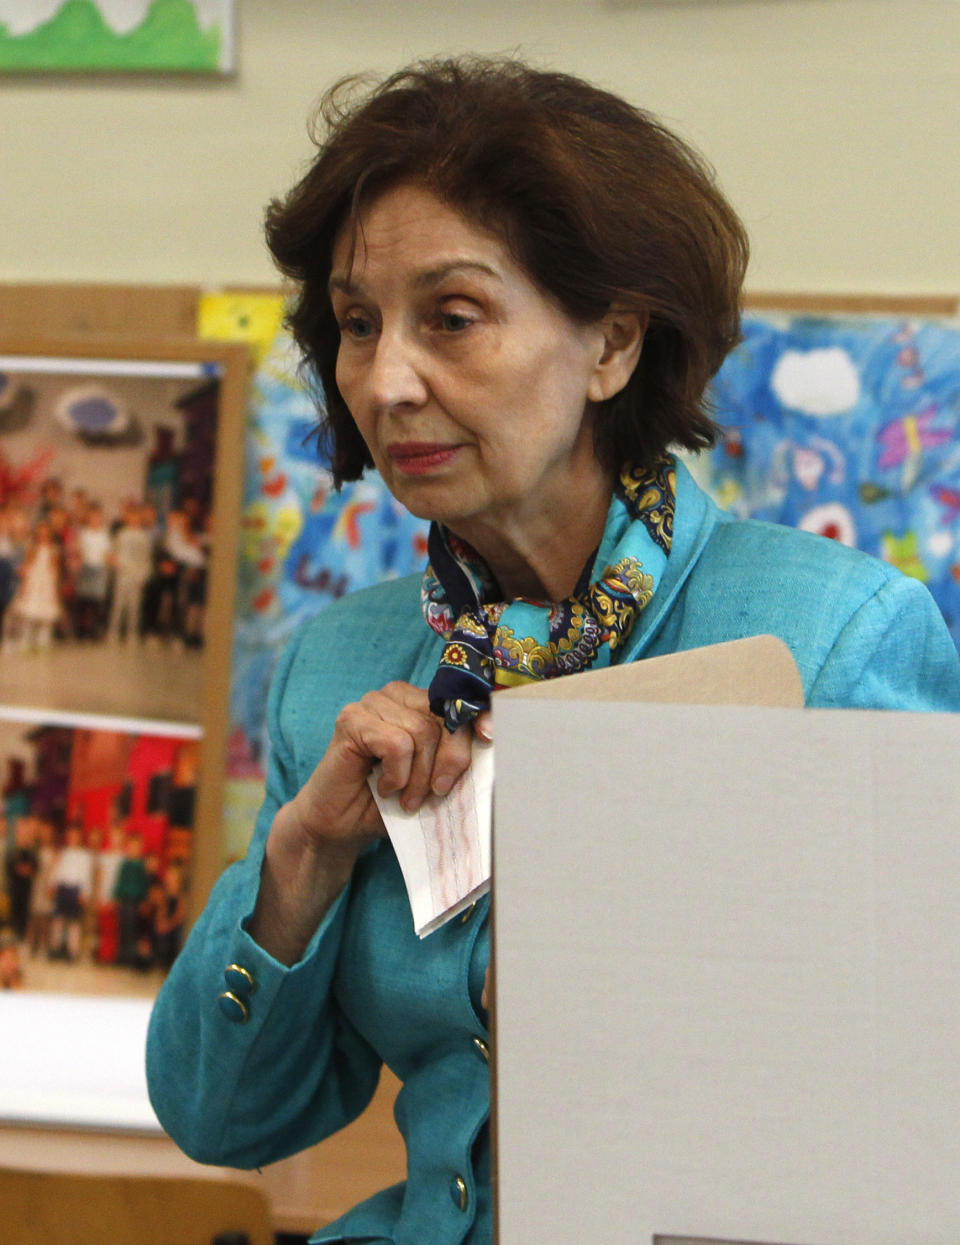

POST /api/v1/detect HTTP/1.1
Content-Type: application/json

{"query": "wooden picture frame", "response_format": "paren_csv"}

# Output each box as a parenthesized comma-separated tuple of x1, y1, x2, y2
(0, 333, 246, 982)
(743, 291, 959, 317)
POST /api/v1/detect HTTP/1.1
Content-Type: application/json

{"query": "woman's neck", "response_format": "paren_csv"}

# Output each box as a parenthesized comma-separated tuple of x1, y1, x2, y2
(449, 465, 616, 601)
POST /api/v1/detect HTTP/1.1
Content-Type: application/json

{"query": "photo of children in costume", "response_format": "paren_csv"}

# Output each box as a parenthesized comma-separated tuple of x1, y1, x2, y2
(0, 712, 198, 996)
(0, 363, 220, 723)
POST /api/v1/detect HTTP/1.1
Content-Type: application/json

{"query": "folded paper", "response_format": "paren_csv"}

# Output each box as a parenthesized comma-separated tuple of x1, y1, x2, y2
(369, 737, 494, 937)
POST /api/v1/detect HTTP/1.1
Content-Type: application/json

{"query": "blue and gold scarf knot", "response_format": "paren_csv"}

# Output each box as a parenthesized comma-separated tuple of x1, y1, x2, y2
(422, 456, 675, 730)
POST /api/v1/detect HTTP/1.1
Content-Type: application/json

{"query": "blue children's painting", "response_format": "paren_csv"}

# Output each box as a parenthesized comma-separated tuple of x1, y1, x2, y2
(208, 299, 960, 859)
(701, 312, 960, 647)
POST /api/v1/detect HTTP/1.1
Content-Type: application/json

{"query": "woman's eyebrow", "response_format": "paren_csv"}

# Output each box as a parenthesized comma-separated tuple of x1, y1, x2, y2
(411, 260, 500, 288)
(328, 260, 500, 299)
(328, 273, 360, 296)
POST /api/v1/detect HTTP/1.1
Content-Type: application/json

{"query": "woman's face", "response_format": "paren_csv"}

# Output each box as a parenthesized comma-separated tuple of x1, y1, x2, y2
(329, 183, 609, 542)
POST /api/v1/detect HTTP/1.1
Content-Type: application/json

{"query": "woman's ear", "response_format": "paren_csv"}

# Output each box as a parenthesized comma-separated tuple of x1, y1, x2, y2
(586, 307, 648, 403)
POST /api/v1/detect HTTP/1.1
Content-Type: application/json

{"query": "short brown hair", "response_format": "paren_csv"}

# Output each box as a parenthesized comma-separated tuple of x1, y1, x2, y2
(265, 56, 749, 486)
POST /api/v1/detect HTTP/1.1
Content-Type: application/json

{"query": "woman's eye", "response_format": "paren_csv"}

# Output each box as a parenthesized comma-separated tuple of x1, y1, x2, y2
(340, 314, 375, 340)
(438, 311, 474, 333)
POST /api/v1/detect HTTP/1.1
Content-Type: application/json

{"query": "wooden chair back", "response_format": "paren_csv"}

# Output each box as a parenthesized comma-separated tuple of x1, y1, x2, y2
(0, 1167, 274, 1245)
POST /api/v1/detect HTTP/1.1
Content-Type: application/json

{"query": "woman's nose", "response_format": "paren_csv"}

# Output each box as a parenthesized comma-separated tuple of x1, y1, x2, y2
(368, 330, 429, 411)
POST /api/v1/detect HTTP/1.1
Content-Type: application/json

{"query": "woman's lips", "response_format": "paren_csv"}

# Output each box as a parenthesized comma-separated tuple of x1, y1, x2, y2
(387, 442, 461, 475)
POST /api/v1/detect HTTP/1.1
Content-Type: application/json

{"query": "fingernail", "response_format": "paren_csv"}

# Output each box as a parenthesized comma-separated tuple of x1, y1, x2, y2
(432, 774, 453, 796)
(475, 722, 493, 742)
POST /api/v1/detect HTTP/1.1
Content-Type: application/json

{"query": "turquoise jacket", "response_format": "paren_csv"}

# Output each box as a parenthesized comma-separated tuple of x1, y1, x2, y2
(146, 462, 960, 1245)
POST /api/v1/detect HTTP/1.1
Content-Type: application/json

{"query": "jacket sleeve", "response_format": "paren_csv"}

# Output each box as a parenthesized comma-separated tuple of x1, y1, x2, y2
(806, 571, 960, 711)
(146, 633, 383, 1169)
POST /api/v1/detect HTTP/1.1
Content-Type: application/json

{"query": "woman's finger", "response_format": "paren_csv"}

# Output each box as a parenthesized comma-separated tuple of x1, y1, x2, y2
(430, 721, 475, 796)
(356, 683, 444, 810)
(338, 700, 430, 798)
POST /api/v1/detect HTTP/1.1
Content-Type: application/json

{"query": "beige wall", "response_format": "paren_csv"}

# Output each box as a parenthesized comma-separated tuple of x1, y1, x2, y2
(1, 0, 957, 295)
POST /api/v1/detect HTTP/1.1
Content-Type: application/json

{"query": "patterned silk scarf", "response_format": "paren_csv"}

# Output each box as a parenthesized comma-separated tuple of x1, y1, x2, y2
(422, 456, 676, 731)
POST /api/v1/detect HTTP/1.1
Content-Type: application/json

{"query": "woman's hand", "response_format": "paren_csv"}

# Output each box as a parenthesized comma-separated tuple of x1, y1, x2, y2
(251, 682, 489, 964)
(287, 681, 477, 848)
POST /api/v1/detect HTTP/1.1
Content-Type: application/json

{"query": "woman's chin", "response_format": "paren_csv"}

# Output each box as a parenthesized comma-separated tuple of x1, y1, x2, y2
(385, 476, 477, 528)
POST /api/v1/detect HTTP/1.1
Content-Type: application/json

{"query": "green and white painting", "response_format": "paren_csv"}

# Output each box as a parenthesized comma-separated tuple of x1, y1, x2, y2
(0, 1, 234, 73)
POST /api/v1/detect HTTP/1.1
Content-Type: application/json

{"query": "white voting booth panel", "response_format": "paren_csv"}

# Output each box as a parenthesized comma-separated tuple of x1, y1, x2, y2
(492, 699, 960, 1245)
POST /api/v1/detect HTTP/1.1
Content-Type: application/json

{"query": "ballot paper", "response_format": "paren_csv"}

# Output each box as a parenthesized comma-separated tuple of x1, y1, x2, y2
(368, 737, 494, 937)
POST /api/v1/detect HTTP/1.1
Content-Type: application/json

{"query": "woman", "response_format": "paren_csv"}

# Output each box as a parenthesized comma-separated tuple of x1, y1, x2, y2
(147, 58, 960, 1245)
